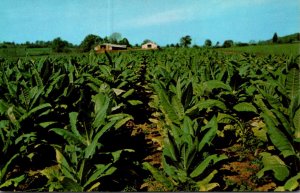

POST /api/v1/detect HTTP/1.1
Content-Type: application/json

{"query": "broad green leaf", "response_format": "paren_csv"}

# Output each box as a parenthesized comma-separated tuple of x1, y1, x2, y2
(142, 162, 173, 190)
(293, 108, 300, 139)
(203, 80, 232, 92)
(0, 100, 9, 115)
(39, 121, 57, 128)
(233, 102, 257, 113)
(190, 154, 227, 178)
(0, 174, 25, 188)
(51, 128, 84, 146)
(54, 148, 75, 181)
(197, 99, 227, 112)
(128, 100, 143, 106)
(198, 116, 218, 152)
(286, 68, 300, 100)
(0, 154, 18, 182)
(112, 88, 125, 96)
(256, 152, 289, 181)
(196, 170, 219, 191)
(284, 172, 300, 191)
(84, 121, 115, 159)
(114, 115, 133, 129)
(171, 96, 185, 121)
(92, 93, 110, 129)
(84, 164, 116, 188)
(122, 88, 135, 98)
(61, 177, 83, 192)
(87, 182, 101, 192)
(19, 103, 51, 121)
(153, 82, 180, 125)
(262, 112, 295, 157)
(69, 112, 80, 137)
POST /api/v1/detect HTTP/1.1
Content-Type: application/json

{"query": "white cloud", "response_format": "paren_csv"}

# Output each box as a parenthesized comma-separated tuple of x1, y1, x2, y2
(116, 0, 276, 29)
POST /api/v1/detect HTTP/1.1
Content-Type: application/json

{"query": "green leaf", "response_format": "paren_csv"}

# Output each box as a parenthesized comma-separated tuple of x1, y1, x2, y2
(54, 148, 75, 181)
(142, 162, 173, 190)
(284, 172, 300, 191)
(256, 152, 289, 181)
(233, 102, 257, 113)
(203, 80, 232, 92)
(19, 103, 51, 121)
(39, 121, 57, 128)
(0, 154, 18, 182)
(51, 128, 84, 146)
(190, 154, 227, 178)
(0, 100, 9, 115)
(153, 82, 180, 125)
(286, 68, 300, 100)
(293, 108, 300, 139)
(171, 96, 185, 121)
(69, 112, 80, 137)
(262, 112, 295, 157)
(186, 99, 227, 114)
(196, 170, 219, 191)
(92, 93, 110, 129)
(0, 174, 25, 188)
(83, 164, 116, 188)
(198, 116, 218, 152)
(84, 121, 115, 159)
(61, 177, 83, 192)
(122, 88, 135, 98)
(128, 100, 143, 106)
(114, 115, 133, 129)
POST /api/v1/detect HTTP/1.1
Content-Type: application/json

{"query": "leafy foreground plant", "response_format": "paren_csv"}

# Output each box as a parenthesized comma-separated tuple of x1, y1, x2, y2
(143, 80, 227, 191)
(143, 116, 227, 191)
(38, 93, 133, 191)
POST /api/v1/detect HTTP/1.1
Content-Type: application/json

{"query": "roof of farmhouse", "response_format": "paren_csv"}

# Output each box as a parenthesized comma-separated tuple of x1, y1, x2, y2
(101, 43, 127, 48)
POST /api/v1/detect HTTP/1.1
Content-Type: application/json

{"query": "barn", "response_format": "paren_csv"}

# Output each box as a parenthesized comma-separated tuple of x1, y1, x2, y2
(94, 43, 127, 52)
(141, 42, 158, 49)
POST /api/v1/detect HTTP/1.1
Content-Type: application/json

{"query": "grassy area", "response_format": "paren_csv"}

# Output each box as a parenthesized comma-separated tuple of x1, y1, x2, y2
(217, 43, 300, 56)
(0, 47, 52, 58)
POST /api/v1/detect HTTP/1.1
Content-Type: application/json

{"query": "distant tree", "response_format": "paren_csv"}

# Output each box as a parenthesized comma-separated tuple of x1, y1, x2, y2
(175, 43, 180, 48)
(51, 37, 69, 52)
(119, 38, 131, 47)
(109, 32, 122, 44)
(272, 32, 278, 43)
(80, 34, 102, 52)
(142, 39, 152, 45)
(204, 39, 212, 47)
(223, 40, 234, 48)
(215, 41, 220, 47)
(180, 35, 192, 47)
(170, 43, 175, 47)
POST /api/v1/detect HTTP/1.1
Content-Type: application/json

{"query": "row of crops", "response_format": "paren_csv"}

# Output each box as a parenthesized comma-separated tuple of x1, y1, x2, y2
(0, 48, 299, 191)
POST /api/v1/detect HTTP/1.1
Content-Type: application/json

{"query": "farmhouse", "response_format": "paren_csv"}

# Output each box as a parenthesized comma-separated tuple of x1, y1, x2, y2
(141, 42, 158, 49)
(94, 43, 127, 52)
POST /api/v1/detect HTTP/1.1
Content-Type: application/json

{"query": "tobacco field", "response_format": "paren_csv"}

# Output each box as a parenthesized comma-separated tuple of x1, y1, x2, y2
(0, 48, 299, 191)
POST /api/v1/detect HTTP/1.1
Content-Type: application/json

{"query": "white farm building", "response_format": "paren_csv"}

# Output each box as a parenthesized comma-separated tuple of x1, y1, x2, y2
(141, 42, 158, 49)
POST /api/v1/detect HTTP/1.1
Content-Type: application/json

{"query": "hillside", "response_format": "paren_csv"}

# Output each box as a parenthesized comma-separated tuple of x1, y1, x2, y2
(263, 32, 300, 44)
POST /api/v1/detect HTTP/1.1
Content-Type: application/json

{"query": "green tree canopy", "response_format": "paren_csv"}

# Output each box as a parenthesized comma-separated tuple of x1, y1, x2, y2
(109, 32, 122, 44)
(180, 35, 192, 47)
(272, 32, 278, 43)
(119, 38, 131, 47)
(222, 40, 234, 48)
(204, 39, 212, 47)
(80, 34, 102, 52)
(142, 39, 152, 45)
(51, 37, 69, 53)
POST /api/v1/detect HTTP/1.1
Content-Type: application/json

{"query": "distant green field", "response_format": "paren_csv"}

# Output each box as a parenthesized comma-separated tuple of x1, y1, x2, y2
(217, 43, 300, 56)
(0, 47, 52, 58)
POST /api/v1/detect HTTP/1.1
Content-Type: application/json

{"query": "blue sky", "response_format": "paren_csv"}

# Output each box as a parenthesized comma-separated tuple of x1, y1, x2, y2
(0, 0, 299, 46)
